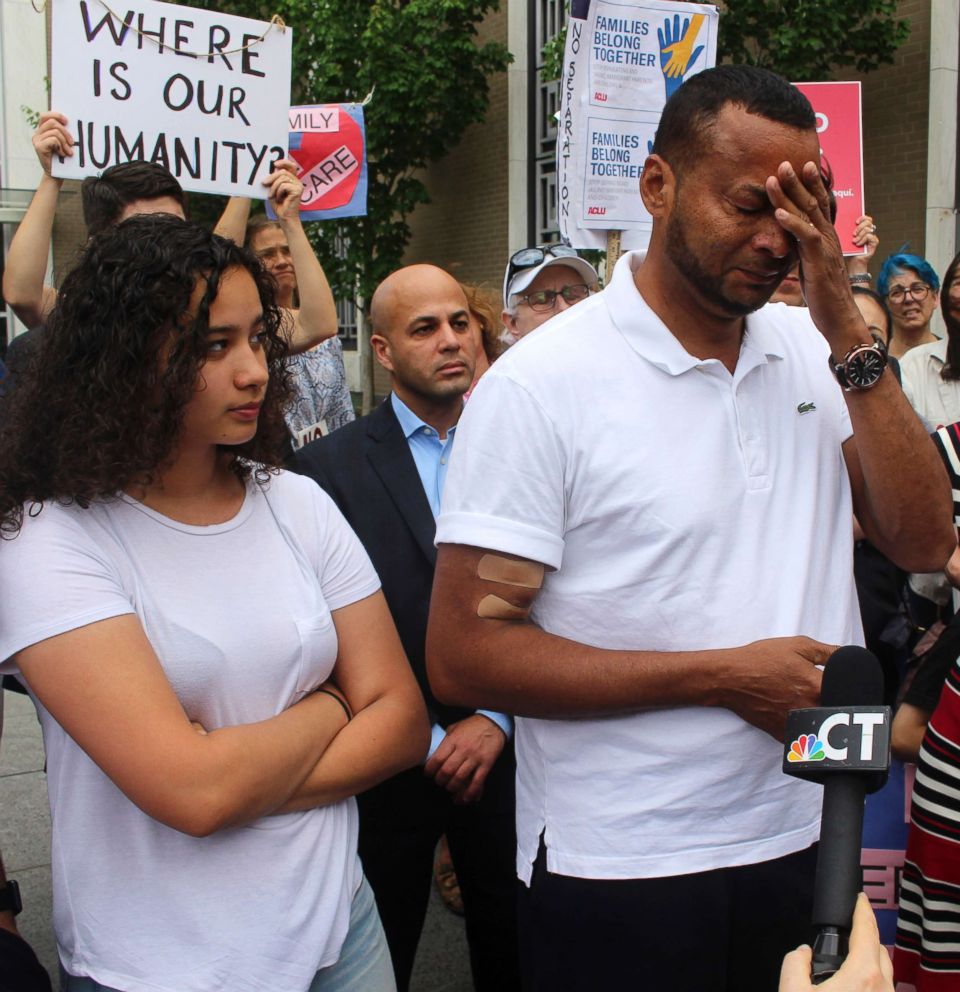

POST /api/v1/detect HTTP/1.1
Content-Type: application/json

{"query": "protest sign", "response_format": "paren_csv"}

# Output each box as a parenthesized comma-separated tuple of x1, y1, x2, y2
(861, 759, 911, 948)
(794, 81, 866, 256)
(51, 0, 292, 198)
(557, 0, 718, 251)
(283, 104, 368, 221)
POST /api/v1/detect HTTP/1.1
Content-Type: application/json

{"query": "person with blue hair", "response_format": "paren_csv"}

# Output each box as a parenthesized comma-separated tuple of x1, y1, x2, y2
(877, 251, 940, 359)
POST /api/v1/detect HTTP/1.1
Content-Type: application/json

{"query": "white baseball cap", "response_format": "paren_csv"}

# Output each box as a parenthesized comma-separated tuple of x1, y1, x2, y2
(503, 245, 600, 309)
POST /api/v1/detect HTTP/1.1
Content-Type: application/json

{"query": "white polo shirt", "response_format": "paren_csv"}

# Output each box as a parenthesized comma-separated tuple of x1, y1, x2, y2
(436, 251, 862, 883)
(900, 337, 960, 430)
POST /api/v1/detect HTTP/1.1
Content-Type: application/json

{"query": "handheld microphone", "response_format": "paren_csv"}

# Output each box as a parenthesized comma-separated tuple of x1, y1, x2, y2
(782, 645, 891, 984)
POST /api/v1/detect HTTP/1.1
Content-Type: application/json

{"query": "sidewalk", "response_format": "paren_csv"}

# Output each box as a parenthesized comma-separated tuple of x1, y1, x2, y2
(0, 688, 473, 991)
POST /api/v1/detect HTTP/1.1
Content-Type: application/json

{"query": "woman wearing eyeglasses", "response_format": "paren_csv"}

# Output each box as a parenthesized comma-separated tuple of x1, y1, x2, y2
(878, 252, 941, 361)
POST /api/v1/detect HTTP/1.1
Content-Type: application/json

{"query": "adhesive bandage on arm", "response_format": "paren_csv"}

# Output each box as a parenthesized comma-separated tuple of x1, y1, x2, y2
(476, 554, 544, 589)
(475, 554, 544, 620)
(477, 595, 530, 621)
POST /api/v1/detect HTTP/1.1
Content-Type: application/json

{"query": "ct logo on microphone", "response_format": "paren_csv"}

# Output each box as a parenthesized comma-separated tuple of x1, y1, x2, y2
(782, 706, 891, 785)
(788, 712, 887, 763)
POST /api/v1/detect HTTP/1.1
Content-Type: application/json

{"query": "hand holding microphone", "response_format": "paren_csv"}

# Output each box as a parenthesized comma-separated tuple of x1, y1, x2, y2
(779, 894, 894, 992)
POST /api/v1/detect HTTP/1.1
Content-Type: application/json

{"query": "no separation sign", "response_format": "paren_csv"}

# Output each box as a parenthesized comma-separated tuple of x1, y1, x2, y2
(51, 0, 292, 198)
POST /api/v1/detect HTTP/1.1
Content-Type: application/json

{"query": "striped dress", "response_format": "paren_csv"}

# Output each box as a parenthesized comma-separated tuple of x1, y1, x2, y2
(894, 659, 960, 989)
(932, 421, 960, 527)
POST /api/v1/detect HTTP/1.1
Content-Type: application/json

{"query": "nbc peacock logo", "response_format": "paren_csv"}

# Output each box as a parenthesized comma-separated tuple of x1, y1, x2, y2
(787, 733, 826, 762)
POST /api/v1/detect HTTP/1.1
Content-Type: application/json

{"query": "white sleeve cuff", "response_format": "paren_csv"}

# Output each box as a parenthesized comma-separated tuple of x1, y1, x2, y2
(435, 511, 563, 571)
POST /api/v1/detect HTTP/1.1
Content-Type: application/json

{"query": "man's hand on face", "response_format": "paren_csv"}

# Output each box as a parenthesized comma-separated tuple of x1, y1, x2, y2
(765, 161, 867, 353)
(424, 714, 507, 804)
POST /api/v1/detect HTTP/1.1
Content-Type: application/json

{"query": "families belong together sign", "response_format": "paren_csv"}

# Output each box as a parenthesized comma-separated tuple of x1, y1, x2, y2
(51, 0, 292, 197)
(557, 0, 718, 250)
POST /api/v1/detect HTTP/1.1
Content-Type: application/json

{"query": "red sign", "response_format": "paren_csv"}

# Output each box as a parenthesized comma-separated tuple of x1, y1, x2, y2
(282, 104, 368, 221)
(794, 81, 866, 256)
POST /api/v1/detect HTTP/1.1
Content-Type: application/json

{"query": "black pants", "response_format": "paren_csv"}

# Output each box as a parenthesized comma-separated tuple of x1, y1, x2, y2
(0, 929, 52, 992)
(357, 744, 520, 992)
(518, 840, 818, 992)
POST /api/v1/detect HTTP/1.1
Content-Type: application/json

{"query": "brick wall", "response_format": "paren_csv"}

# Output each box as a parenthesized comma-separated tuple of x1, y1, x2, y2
(836, 0, 932, 276)
(402, 7, 509, 294)
(385, 8, 510, 396)
(405, 0, 935, 294)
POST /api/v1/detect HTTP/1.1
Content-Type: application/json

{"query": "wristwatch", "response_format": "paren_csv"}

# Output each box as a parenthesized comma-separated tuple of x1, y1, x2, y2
(829, 334, 888, 391)
(0, 880, 22, 916)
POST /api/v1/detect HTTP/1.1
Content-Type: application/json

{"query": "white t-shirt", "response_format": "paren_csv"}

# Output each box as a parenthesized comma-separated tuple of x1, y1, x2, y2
(0, 470, 380, 992)
(436, 251, 862, 883)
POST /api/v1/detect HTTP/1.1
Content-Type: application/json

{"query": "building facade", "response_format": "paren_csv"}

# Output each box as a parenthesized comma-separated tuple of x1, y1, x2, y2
(3, 0, 958, 381)
(404, 0, 960, 306)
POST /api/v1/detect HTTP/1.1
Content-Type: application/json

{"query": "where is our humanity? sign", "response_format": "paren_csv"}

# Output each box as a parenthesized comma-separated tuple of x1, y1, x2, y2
(51, 0, 292, 198)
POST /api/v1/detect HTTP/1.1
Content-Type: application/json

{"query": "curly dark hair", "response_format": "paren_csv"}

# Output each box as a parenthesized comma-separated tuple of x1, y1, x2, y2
(0, 214, 294, 535)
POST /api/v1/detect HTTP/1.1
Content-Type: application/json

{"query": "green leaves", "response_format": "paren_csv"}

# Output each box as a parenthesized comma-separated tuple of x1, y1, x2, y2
(190, 0, 511, 302)
(541, 1, 909, 84)
(716, 0, 909, 82)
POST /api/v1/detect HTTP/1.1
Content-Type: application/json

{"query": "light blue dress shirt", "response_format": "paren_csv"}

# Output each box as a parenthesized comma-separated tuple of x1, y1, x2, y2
(390, 393, 513, 756)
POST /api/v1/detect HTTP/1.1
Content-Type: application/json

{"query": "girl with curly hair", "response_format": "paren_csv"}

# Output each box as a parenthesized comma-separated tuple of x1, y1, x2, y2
(0, 214, 428, 992)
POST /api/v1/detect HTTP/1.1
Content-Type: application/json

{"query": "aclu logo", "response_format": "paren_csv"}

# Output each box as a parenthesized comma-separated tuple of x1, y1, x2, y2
(587, 206, 607, 215)
(782, 706, 891, 782)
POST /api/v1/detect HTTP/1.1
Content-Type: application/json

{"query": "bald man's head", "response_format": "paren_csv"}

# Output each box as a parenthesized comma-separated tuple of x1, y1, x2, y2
(369, 264, 477, 409)
(371, 265, 463, 335)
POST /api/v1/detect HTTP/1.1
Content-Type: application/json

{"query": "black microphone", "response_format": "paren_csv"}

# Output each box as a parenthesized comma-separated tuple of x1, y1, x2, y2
(782, 645, 891, 983)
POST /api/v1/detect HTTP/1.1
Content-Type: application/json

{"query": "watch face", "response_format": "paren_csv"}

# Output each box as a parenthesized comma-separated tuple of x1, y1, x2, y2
(847, 348, 886, 387)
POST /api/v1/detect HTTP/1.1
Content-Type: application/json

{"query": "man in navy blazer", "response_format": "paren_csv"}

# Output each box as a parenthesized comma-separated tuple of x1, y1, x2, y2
(294, 265, 520, 992)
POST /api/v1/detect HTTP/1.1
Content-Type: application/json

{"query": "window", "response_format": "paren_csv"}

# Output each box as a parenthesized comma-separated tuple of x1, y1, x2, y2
(332, 232, 358, 351)
(532, 0, 567, 243)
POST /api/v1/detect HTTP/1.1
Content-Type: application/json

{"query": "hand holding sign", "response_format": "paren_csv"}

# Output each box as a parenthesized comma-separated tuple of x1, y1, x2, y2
(264, 159, 305, 222)
(34, 111, 75, 177)
(851, 215, 879, 262)
(51, 0, 292, 198)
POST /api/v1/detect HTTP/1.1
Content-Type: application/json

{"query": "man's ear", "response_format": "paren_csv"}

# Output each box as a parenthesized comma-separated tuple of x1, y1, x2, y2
(370, 333, 394, 373)
(639, 154, 675, 219)
(501, 309, 517, 334)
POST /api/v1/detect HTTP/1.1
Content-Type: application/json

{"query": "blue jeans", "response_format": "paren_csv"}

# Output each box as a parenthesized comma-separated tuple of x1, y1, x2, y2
(60, 876, 396, 992)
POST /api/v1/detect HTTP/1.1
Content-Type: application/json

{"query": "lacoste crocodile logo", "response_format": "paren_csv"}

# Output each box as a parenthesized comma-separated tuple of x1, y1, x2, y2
(797, 401, 817, 415)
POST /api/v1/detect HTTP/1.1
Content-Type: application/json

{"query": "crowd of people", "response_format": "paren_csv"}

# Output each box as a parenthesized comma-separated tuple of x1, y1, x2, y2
(1, 62, 959, 992)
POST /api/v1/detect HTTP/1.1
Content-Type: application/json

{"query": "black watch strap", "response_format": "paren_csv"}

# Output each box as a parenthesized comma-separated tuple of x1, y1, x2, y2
(829, 334, 888, 391)
(0, 880, 22, 915)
